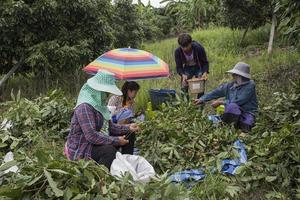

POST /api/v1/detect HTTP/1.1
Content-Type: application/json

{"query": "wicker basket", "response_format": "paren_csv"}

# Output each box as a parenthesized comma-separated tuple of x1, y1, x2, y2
(187, 78, 205, 94)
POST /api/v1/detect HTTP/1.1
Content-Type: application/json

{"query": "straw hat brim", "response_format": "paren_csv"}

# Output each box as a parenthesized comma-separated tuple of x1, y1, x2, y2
(87, 79, 122, 95)
(226, 69, 251, 79)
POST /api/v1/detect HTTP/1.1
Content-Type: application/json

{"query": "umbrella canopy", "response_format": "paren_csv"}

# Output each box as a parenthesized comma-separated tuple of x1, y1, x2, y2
(83, 48, 169, 80)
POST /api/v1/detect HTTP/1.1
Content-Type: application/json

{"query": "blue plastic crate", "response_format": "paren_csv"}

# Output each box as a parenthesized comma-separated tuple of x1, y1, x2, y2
(149, 89, 176, 110)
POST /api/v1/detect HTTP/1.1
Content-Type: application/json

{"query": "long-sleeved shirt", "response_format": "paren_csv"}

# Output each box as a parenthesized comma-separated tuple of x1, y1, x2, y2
(175, 41, 209, 76)
(66, 103, 130, 161)
(200, 81, 258, 115)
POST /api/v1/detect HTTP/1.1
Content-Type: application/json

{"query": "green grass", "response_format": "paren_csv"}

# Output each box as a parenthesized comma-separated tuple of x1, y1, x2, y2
(1, 69, 88, 101)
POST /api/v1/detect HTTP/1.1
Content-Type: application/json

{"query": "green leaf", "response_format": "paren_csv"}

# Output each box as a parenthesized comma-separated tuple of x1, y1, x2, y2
(10, 139, 20, 149)
(0, 160, 18, 172)
(163, 184, 176, 197)
(48, 169, 69, 175)
(102, 185, 108, 195)
(16, 90, 21, 102)
(27, 174, 43, 186)
(10, 91, 15, 101)
(296, 188, 300, 198)
(72, 193, 86, 200)
(83, 161, 90, 169)
(0, 186, 22, 198)
(216, 159, 222, 172)
(64, 187, 73, 200)
(216, 152, 229, 159)
(234, 165, 246, 175)
(225, 185, 240, 197)
(0, 143, 8, 148)
(44, 168, 64, 197)
(198, 140, 206, 147)
(240, 174, 266, 182)
(265, 191, 285, 199)
(265, 176, 277, 182)
(36, 150, 50, 164)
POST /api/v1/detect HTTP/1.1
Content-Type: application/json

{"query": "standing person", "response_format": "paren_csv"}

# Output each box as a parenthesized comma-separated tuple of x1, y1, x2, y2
(108, 81, 140, 124)
(194, 62, 258, 132)
(64, 71, 140, 169)
(175, 33, 209, 99)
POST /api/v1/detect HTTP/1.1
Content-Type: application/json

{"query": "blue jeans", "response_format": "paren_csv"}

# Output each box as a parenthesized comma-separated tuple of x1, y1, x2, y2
(181, 66, 204, 99)
(184, 65, 203, 78)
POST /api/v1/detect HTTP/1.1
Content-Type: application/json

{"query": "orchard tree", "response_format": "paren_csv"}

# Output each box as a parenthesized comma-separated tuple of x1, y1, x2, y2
(266, 0, 300, 53)
(113, 0, 144, 48)
(0, 0, 115, 77)
(222, 0, 271, 44)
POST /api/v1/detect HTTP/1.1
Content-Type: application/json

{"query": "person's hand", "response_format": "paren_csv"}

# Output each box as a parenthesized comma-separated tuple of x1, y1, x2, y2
(211, 100, 224, 108)
(194, 98, 204, 105)
(200, 72, 208, 80)
(129, 123, 140, 133)
(118, 135, 129, 146)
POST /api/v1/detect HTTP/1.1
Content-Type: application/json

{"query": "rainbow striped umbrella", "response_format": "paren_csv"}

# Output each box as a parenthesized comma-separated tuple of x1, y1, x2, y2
(83, 48, 169, 80)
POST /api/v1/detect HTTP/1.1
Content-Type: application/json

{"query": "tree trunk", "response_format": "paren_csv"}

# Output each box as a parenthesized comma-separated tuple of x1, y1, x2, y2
(240, 26, 249, 45)
(0, 58, 23, 88)
(268, 14, 277, 54)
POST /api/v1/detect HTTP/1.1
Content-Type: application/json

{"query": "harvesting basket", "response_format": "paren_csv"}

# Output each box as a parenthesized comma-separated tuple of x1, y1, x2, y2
(187, 78, 205, 94)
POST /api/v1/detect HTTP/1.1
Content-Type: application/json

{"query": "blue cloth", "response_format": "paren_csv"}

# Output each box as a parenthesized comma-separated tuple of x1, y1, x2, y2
(221, 140, 247, 175)
(169, 169, 206, 183)
(136, 114, 145, 122)
(169, 140, 247, 187)
(200, 81, 258, 115)
(208, 115, 222, 124)
(112, 108, 134, 123)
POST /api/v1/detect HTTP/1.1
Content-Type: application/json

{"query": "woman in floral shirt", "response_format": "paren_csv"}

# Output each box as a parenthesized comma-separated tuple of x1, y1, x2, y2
(108, 81, 140, 124)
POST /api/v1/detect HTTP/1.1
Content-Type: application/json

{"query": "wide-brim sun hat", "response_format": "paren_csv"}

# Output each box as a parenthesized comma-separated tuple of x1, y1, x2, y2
(87, 70, 122, 95)
(226, 62, 251, 79)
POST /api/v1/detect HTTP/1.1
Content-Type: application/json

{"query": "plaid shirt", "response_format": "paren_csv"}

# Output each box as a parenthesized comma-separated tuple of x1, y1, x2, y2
(66, 103, 130, 160)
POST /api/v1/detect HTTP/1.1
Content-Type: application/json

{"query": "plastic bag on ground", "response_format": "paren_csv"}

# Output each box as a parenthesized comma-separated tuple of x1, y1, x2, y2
(110, 152, 155, 183)
(221, 140, 247, 175)
(3, 151, 19, 174)
(169, 169, 206, 183)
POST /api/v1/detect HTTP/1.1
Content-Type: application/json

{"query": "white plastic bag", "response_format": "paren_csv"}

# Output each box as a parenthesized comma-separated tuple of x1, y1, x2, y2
(1, 119, 13, 131)
(3, 151, 19, 174)
(110, 152, 155, 183)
